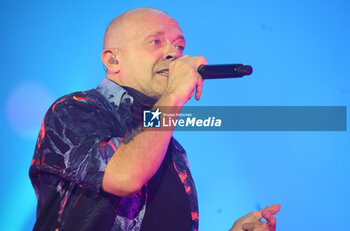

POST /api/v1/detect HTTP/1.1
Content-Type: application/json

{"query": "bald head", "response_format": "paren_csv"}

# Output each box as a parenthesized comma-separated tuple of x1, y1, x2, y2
(101, 7, 185, 98)
(103, 7, 171, 49)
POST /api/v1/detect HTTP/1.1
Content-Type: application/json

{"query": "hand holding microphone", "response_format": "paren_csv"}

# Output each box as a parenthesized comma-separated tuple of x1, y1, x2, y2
(163, 57, 253, 105)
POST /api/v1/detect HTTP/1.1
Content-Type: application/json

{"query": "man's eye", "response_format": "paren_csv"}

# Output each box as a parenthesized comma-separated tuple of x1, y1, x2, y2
(176, 45, 185, 51)
(151, 40, 161, 45)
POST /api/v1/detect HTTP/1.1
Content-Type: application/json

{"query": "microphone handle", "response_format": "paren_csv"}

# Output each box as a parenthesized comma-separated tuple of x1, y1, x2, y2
(198, 64, 253, 79)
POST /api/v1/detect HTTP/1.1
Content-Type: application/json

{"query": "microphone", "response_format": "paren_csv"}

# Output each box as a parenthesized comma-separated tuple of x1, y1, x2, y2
(198, 64, 253, 79)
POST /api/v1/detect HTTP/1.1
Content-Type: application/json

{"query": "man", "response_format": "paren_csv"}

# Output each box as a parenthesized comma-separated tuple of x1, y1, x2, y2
(29, 7, 280, 231)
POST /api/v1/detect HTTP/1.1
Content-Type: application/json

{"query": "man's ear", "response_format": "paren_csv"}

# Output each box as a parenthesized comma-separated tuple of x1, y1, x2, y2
(101, 48, 120, 73)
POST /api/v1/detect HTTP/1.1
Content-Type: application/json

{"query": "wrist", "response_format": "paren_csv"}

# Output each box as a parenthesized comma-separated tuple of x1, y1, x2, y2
(156, 91, 187, 107)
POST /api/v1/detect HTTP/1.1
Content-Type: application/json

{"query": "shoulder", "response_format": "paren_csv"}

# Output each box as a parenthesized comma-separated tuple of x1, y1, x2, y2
(42, 89, 120, 135)
(49, 89, 111, 114)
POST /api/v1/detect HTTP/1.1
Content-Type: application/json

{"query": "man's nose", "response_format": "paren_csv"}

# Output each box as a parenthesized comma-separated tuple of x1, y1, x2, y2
(162, 43, 181, 61)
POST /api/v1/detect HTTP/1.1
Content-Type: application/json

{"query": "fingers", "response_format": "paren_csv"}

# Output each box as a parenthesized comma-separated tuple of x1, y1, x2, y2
(248, 210, 263, 221)
(243, 204, 281, 222)
(195, 75, 203, 101)
(192, 56, 207, 101)
(166, 55, 207, 103)
(262, 209, 276, 226)
(239, 204, 280, 231)
(262, 204, 281, 216)
(242, 221, 270, 231)
(242, 222, 258, 230)
(192, 55, 208, 70)
(176, 54, 190, 60)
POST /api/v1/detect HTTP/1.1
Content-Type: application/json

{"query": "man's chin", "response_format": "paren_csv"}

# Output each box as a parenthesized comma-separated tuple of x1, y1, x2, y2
(144, 86, 164, 100)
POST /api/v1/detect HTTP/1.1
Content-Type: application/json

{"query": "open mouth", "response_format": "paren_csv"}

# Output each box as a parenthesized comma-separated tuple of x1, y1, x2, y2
(156, 69, 169, 77)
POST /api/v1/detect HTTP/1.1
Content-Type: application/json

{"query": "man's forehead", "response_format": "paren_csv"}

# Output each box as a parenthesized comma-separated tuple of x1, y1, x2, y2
(124, 11, 183, 36)
(125, 9, 176, 23)
(103, 8, 183, 48)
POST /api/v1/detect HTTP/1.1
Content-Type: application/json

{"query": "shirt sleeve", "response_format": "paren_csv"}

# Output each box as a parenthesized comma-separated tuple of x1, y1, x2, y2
(32, 92, 123, 193)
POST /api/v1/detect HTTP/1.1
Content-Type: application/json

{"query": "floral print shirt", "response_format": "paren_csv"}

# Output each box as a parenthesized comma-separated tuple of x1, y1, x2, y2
(29, 78, 199, 231)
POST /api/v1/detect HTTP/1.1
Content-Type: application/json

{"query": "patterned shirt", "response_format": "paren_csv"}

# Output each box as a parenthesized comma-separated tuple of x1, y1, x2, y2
(29, 78, 199, 231)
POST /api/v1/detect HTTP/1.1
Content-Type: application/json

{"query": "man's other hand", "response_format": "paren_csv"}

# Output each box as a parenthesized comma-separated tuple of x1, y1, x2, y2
(229, 204, 281, 231)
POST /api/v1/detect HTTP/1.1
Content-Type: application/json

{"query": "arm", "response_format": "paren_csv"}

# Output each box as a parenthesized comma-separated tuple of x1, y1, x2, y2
(102, 55, 207, 197)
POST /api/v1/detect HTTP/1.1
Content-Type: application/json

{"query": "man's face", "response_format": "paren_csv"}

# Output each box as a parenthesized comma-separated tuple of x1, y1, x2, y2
(117, 12, 185, 99)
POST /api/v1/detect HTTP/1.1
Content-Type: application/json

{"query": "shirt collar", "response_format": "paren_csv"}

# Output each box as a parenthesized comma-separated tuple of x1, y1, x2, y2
(96, 78, 133, 108)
